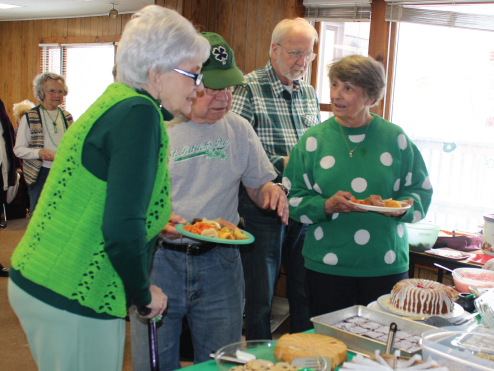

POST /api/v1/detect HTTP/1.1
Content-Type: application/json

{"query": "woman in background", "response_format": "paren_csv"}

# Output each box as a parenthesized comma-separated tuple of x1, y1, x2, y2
(14, 73, 73, 213)
(9, 5, 210, 371)
(284, 55, 433, 316)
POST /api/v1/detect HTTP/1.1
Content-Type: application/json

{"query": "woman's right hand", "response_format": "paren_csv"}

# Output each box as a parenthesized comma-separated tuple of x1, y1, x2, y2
(137, 285, 168, 319)
(324, 190, 367, 214)
(39, 149, 55, 161)
(161, 214, 187, 240)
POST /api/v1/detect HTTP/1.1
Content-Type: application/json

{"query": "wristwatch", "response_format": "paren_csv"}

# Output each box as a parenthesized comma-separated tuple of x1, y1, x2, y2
(272, 182, 289, 196)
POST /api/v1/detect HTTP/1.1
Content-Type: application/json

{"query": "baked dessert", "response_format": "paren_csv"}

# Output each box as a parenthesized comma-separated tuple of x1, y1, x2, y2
(274, 333, 347, 370)
(389, 278, 454, 315)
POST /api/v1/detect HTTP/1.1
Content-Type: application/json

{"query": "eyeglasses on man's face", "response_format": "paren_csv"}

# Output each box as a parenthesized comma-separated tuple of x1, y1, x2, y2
(276, 43, 316, 62)
(45, 90, 64, 95)
(173, 68, 203, 86)
(204, 86, 235, 96)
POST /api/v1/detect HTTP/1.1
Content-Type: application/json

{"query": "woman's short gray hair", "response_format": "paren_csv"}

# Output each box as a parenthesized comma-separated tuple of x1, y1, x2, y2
(33, 72, 68, 101)
(270, 18, 318, 57)
(13, 100, 35, 124)
(328, 55, 386, 107)
(117, 5, 210, 89)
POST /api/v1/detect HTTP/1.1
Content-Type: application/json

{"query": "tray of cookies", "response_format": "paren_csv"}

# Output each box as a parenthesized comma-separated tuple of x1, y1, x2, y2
(311, 305, 436, 358)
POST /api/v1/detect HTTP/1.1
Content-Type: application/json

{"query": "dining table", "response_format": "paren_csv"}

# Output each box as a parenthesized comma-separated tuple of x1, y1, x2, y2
(182, 329, 357, 371)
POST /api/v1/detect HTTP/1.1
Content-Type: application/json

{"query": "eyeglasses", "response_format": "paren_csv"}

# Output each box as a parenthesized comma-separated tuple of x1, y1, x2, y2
(173, 68, 203, 86)
(276, 43, 316, 62)
(45, 89, 63, 95)
(204, 86, 235, 96)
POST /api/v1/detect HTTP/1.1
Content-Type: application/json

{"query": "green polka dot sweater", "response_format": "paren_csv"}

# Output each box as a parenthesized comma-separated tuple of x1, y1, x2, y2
(283, 114, 432, 277)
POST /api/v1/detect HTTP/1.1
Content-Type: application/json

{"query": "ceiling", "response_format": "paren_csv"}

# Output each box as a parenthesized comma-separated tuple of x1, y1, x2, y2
(0, 0, 154, 21)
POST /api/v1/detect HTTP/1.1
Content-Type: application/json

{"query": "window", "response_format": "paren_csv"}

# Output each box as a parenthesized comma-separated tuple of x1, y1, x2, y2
(389, 4, 494, 231)
(305, 3, 371, 121)
(40, 43, 116, 121)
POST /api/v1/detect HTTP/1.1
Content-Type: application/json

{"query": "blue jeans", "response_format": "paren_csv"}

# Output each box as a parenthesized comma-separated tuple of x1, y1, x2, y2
(130, 244, 244, 371)
(238, 188, 311, 340)
(27, 166, 50, 214)
(305, 269, 409, 317)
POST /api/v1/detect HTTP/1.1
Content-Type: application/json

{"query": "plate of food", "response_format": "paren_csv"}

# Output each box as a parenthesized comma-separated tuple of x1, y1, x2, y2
(176, 218, 255, 245)
(349, 198, 411, 213)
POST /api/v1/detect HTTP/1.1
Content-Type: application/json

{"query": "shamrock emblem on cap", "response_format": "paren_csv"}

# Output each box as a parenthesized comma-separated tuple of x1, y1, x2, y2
(213, 46, 228, 65)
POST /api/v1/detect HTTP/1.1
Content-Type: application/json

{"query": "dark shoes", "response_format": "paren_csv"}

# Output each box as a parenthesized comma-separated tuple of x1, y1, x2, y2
(0, 264, 9, 277)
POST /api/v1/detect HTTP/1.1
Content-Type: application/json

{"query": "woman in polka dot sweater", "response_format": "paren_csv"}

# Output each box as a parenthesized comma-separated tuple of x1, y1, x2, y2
(283, 55, 433, 316)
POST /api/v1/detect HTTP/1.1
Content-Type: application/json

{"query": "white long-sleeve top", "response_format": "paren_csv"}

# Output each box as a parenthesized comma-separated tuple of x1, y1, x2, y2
(14, 109, 66, 169)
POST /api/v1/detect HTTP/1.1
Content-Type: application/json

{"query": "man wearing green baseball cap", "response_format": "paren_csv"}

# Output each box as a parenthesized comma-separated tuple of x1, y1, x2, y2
(130, 33, 289, 371)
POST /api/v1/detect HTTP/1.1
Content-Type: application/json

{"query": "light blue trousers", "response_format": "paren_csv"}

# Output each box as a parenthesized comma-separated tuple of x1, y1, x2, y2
(8, 279, 125, 371)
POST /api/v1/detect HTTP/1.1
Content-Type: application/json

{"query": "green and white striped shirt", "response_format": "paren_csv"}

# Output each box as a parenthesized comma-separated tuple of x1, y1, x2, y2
(231, 60, 320, 181)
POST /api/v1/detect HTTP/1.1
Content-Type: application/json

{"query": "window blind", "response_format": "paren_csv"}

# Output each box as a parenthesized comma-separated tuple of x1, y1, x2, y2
(305, 4, 372, 21)
(385, 4, 494, 31)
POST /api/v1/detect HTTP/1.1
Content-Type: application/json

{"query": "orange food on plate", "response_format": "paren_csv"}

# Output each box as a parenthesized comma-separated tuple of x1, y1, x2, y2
(350, 198, 366, 205)
(384, 200, 402, 208)
(183, 218, 249, 240)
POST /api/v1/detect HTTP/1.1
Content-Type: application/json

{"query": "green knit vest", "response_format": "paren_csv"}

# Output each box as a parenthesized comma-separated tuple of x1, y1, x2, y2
(12, 83, 171, 318)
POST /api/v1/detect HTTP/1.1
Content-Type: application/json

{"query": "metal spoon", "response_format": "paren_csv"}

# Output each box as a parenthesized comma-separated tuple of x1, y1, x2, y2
(434, 263, 456, 274)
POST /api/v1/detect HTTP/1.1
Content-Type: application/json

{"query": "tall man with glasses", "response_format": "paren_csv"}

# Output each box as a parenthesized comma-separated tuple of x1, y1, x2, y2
(130, 33, 289, 371)
(231, 18, 320, 340)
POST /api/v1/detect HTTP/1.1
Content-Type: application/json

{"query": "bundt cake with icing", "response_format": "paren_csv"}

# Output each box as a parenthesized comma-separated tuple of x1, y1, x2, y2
(389, 278, 454, 315)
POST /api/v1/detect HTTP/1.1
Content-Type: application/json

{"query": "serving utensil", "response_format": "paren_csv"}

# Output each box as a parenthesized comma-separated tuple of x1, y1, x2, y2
(425, 311, 479, 327)
(292, 356, 332, 371)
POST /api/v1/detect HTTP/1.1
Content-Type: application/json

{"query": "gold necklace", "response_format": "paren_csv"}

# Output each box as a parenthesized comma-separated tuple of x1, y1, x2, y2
(338, 118, 372, 158)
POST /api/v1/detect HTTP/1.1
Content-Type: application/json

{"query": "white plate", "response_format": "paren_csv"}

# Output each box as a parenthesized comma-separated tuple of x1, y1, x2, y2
(349, 201, 411, 213)
(368, 300, 477, 326)
(377, 294, 464, 319)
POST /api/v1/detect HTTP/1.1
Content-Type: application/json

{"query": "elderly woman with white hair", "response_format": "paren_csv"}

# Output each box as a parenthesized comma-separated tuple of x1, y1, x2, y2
(14, 73, 73, 213)
(9, 5, 210, 371)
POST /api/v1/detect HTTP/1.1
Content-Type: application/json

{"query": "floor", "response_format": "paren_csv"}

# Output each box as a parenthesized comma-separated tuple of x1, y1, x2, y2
(0, 216, 290, 371)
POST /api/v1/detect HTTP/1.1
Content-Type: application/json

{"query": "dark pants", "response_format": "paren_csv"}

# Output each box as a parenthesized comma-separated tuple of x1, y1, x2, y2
(239, 188, 311, 340)
(306, 269, 409, 317)
(27, 167, 50, 214)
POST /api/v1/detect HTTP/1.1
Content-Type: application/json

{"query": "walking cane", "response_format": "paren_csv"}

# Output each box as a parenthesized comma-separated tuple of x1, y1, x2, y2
(137, 306, 161, 371)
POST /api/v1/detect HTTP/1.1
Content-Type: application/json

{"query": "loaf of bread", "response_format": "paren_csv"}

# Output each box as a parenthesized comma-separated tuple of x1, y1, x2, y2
(273, 333, 347, 370)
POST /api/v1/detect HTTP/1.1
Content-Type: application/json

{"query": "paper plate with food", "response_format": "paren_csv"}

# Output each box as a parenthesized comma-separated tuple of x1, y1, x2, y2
(176, 218, 255, 245)
(349, 197, 411, 213)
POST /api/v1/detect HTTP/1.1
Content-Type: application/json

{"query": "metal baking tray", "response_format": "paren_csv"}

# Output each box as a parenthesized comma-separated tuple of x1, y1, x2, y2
(311, 305, 436, 358)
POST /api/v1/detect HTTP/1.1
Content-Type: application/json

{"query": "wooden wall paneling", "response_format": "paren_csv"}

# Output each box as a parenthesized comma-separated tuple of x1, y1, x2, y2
(155, 0, 166, 7)
(102, 16, 109, 36)
(108, 15, 118, 35)
(244, 0, 260, 74)
(255, 0, 277, 70)
(231, 0, 249, 73)
(120, 14, 132, 33)
(182, 0, 192, 20)
(33, 21, 42, 100)
(368, 0, 390, 117)
(67, 18, 76, 37)
(41, 19, 51, 38)
(384, 22, 398, 121)
(208, 0, 218, 33)
(2, 24, 13, 120)
(215, 0, 234, 45)
(55, 18, 68, 37)
(11, 22, 22, 110)
(310, 22, 321, 92)
(277, 0, 296, 23)
(190, 0, 210, 33)
(90, 16, 103, 37)
(20, 21, 31, 106)
(82, 17, 91, 37)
